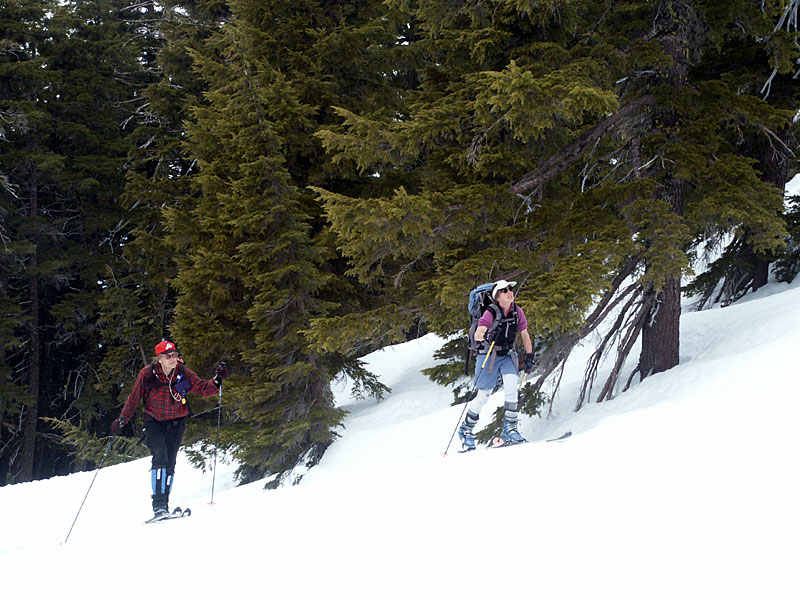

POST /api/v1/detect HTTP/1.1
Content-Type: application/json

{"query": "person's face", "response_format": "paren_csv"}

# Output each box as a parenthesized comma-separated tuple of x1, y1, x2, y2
(496, 286, 514, 304)
(158, 351, 180, 373)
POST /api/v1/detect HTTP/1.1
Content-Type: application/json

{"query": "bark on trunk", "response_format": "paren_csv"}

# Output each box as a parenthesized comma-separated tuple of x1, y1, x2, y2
(752, 126, 792, 292)
(18, 180, 40, 483)
(637, 0, 698, 379)
(639, 275, 681, 378)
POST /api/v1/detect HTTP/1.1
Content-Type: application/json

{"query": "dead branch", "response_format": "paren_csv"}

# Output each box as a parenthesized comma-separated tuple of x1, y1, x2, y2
(509, 95, 655, 196)
(576, 285, 644, 409)
(759, 124, 796, 159)
(528, 254, 643, 413)
(592, 292, 653, 406)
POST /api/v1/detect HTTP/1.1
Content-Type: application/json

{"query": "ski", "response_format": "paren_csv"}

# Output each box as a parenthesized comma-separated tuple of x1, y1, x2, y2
(455, 431, 572, 454)
(488, 437, 525, 448)
(488, 430, 572, 449)
(144, 506, 192, 524)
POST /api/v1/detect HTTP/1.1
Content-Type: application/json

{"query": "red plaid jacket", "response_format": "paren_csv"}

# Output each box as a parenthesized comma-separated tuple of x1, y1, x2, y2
(120, 362, 219, 423)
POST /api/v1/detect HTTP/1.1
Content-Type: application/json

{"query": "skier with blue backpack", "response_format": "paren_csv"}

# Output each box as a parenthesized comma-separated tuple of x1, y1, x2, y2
(459, 280, 535, 451)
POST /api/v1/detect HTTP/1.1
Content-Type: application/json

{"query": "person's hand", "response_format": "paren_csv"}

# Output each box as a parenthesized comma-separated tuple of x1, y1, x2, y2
(110, 418, 125, 436)
(213, 362, 228, 387)
(523, 354, 535, 374)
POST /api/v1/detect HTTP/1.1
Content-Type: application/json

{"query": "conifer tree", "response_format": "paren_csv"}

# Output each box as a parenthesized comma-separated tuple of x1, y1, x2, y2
(684, 2, 800, 307)
(97, 0, 225, 437)
(0, 0, 53, 485)
(553, 0, 794, 404)
(315, 0, 635, 392)
(172, 0, 402, 484)
(317, 0, 796, 414)
(1, 0, 154, 482)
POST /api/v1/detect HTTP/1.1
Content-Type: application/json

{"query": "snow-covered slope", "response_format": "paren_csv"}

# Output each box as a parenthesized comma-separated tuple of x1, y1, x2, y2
(2, 280, 799, 599)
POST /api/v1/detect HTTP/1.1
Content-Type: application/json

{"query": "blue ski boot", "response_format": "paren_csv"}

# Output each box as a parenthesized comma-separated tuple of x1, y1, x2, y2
(499, 405, 526, 445)
(458, 410, 479, 452)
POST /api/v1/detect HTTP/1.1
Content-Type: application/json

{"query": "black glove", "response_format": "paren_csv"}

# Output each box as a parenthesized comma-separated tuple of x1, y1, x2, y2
(110, 417, 125, 436)
(483, 329, 496, 344)
(213, 362, 228, 387)
(523, 353, 535, 374)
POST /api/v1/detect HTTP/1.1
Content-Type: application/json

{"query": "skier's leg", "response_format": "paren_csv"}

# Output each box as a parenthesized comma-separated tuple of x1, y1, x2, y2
(145, 420, 169, 515)
(458, 387, 492, 450)
(163, 418, 187, 510)
(500, 372, 525, 443)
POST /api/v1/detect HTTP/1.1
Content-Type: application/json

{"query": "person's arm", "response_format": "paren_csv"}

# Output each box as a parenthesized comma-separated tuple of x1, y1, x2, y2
(112, 367, 147, 434)
(183, 366, 222, 397)
(516, 306, 533, 354)
(475, 308, 497, 343)
(119, 368, 147, 423)
(519, 329, 533, 355)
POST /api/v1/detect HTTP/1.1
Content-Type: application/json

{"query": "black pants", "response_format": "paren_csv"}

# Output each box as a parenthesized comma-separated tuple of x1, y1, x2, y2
(144, 417, 186, 475)
(144, 417, 186, 512)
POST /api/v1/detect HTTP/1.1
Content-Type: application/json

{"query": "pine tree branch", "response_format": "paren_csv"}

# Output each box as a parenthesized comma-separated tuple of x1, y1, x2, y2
(508, 95, 655, 196)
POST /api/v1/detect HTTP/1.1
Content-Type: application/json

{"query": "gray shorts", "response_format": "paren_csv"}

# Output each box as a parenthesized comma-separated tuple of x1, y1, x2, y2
(474, 351, 518, 390)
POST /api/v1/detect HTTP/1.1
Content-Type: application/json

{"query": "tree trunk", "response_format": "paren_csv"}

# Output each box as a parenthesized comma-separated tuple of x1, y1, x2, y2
(18, 181, 40, 483)
(639, 275, 681, 378)
(752, 126, 792, 292)
(752, 260, 770, 291)
(637, 0, 698, 379)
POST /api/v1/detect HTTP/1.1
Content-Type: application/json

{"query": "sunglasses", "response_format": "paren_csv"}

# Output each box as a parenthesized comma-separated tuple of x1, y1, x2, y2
(164, 352, 180, 359)
(498, 287, 514, 294)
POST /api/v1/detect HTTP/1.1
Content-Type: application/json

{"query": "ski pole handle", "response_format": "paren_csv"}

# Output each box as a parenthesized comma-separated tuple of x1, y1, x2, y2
(479, 341, 495, 370)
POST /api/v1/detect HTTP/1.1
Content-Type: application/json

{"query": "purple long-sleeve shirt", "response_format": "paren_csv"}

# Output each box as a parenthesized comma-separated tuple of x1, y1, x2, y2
(478, 305, 528, 331)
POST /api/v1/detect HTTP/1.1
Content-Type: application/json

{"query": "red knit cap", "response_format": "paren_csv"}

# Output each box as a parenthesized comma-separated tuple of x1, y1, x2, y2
(154, 340, 177, 355)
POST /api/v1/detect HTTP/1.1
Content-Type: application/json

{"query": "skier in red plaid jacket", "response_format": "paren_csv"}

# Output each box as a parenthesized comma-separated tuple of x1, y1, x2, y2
(111, 340, 228, 518)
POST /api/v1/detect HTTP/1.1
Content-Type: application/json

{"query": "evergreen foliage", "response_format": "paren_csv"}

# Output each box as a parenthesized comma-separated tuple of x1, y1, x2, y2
(169, 0, 407, 485)
(682, 1, 800, 304)
(317, 0, 640, 396)
(2, 0, 799, 486)
(317, 0, 798, 412)
(0, 0, 151, 482)
(773, 196, 800, 282)
(44, 417, 148, 466)
(98, 0, 224, 453)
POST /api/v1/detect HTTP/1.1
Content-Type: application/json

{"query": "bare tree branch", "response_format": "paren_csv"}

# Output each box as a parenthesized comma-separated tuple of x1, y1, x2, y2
(508, 95, 655, 196)
(526, 254, 643, 414)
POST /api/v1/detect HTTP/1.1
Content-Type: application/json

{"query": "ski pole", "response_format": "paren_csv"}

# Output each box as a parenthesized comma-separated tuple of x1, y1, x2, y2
(209, 379, 222, 506)
(442, 341, 495, 456)
(63, 436, 115, 544)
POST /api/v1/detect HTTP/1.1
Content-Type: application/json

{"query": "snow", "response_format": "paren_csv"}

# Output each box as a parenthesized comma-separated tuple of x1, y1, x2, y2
(2, 279, 800, 599)
(786, 172, 800, 197)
